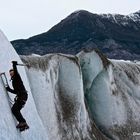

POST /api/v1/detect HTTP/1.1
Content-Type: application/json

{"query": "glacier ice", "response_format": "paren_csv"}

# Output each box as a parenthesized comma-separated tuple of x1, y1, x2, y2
(0, 29, 48, 140)
(78, 49, 140, 139)
(21, 54, 96, 140)
(1, 29, 140, 140)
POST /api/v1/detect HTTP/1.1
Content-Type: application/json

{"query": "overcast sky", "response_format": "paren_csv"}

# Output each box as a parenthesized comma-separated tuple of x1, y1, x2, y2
(0, 0, 140, 41)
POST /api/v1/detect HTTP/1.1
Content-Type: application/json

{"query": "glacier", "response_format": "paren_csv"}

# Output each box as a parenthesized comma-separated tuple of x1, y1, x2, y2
(1, 29, 140, 140)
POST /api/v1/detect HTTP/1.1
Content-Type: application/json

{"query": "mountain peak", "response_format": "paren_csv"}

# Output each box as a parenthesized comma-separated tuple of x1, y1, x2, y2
(72, 10, 89, 14)
(134, 10, 140, 14)
(66, 10, 94, 21)
(12, 10, 140, 60)
(128, 10, 140, 22)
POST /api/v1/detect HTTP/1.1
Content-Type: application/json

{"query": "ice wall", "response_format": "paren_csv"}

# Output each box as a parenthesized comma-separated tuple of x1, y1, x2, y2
(0, 29, 108, 140)
(21, 54, 96, 140)
(0, 30, 48, 140)
(78, 49, 140, 140)
(1, 29, 140, 140)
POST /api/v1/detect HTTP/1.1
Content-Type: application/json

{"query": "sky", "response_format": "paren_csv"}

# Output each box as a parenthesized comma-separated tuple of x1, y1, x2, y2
(0, 0, 140, 41)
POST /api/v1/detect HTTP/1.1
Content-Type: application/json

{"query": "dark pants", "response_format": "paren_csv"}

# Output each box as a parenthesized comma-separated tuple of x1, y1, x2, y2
(11, 96, 27, 123)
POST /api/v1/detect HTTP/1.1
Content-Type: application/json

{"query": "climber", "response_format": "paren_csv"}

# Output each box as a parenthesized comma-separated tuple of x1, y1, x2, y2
(6, 61, 29, 130)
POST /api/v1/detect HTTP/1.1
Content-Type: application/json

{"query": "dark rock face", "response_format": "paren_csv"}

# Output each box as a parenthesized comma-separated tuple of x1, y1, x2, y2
(11, 10, 140, 60)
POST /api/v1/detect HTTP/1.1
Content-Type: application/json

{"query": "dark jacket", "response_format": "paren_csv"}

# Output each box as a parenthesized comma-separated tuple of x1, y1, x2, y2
(7, 63, 27, 101)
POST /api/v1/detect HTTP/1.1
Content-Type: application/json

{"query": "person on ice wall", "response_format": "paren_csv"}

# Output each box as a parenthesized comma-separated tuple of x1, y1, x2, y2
(6, 61, 29, 129)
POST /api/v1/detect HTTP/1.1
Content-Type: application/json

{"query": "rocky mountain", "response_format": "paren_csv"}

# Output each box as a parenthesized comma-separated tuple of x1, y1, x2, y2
(11, 10, 140, 60)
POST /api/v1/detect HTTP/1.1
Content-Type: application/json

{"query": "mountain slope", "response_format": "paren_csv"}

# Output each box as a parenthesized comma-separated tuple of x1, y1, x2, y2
(11, 10, 140, 60)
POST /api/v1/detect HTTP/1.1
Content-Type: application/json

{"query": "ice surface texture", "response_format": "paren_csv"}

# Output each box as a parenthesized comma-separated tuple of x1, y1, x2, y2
(1, 29, 140, 140)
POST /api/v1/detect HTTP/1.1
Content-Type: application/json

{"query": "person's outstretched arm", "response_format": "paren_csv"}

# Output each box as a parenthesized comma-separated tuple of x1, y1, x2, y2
(12, 61, 18, 75)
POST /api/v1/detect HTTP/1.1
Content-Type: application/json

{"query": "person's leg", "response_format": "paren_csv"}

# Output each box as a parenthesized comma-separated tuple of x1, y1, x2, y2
(11, 100, 26, 123)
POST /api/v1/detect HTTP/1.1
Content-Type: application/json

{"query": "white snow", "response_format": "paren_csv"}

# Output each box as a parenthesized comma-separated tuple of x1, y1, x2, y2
(128, 12, 140, 22)
(101, 12, 140, 26)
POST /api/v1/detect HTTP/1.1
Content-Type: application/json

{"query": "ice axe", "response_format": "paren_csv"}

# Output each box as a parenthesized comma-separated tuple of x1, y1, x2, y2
(17, 64, 28, 66)
(12, 61, 30, 68)
(18, 63, 31, 68)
